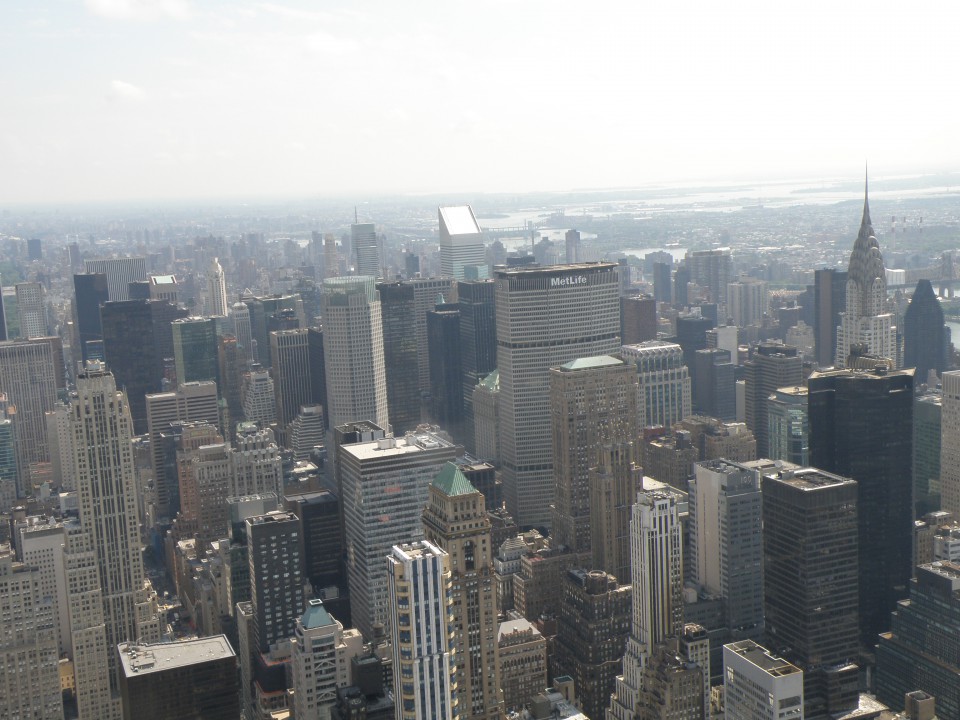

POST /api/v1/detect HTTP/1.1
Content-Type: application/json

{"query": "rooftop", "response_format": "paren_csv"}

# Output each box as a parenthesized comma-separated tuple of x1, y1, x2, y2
(764, 466, 856, 492)
(432, 462, 479, 497)
(439, 205, 482, 237)
(301, 599, 335, 630)
(495, 262, 616, 277)
(724, 639, 801, 677)
(342, 430, 456, 462)
(498, 617, 540, 641)
(118, 635, 235, 677)
(558, 355, 623, 371)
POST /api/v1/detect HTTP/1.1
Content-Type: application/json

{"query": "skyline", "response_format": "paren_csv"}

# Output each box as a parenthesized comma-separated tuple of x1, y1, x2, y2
(2, 1, 959, 204)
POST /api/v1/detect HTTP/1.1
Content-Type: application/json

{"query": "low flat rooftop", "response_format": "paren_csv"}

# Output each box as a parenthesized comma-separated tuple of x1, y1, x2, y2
(725, 639, 801, 677)
(119, 635, 235, 677)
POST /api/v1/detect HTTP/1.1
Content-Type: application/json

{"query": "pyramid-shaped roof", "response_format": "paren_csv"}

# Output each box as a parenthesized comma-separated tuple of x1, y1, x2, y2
(432, 462, 479, 497)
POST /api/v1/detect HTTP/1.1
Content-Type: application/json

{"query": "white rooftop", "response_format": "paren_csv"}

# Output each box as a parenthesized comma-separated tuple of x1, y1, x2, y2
(118, 635, 235, 677)
(439, 205, 482, 237)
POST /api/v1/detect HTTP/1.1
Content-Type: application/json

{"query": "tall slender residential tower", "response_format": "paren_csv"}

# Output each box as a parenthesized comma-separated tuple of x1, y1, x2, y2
(388, 541, 459, 720)
(422, 463, 504, 720)
(608, 488, 684, 720)
(496, 263, 621, 529)
(320, 277, 389, 433)
(70, 363, 162, 693)
(207, 257, 229, 317)
(835, 176, 896, 367)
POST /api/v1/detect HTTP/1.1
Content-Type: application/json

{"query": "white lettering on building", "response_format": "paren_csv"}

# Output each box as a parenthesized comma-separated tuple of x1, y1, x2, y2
(550, 275, 587, 288)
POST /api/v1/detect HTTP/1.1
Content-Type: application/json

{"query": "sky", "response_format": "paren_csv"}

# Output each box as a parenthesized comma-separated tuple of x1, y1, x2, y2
(1, 1, 958, 204)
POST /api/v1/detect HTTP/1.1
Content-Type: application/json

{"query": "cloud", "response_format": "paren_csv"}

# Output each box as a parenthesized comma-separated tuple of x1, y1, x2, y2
(109, 80, 146, 101)
(85, 0, 191, 22)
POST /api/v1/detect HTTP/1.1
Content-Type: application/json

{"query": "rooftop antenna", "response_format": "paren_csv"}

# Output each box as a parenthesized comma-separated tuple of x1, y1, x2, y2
(354, 206, 358, 223)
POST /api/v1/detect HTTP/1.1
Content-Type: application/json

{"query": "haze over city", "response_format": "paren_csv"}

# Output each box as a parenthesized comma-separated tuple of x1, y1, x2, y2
(3, 0, 959, 204)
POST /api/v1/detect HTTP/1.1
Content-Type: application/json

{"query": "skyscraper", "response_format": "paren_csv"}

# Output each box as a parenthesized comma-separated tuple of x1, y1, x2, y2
(767, 386, 809, 467)
(351, 222, 381, 278)
(621, 341, 692, 429)
(938, 371, 960, 517)
(762, 465, 859, 720)
(902, 278, 949, 384)
(339, 428, 458, 639)
(458, 279, 497, 454)
(550, 354, 638, 554)
(84, 256, 148, 302)
(814, 268, 847, 368)
(242, 369, 276, 427)
(422, 463, 503, 720)
(171, 316, 219, 385)
(378, 281, 421, 434)
(744, 343, 802, 458)
(231, 424, 282, 498)
(0, 545, 62, 720)
(270, 328, 312, 435)
(497, 263, 621, 529)
(621, 294, 658, 345)
(608, 488, 684, 720)
(70, 363, 162, 691)
(913, 391, 942, 516)
(723, 640, 804, 720)
(684, 249, 732, 311)
(232, 301, 254, 365)
(0, 339, 58, 496)
(388, 541, 459, 720)
(407, 277, 458, 395)
(206, 257, 229, 317)
(15, 281, 46, 338)
(320, 277, 389, 433)
(727, 277, 768, 328)
(146, 381, 220, 519)
(835, 178, 896, 367)
(689, 459, 765, 642)
(427, 304, 463, 437)
(439, 205, 487, 280)
(74, 273, 109, 362)
(808, 365, 914, 645)
(692, 347, 736, 421)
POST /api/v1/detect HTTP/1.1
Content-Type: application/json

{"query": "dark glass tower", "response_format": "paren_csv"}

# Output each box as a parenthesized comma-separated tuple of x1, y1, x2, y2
(902, 278, 949, 384)
(813, 268, 847, 368)
(653, 262, 672, 304)
(808, 366, 914, 647)
(307, 328, 327, 430)
(377, 281, 420, 434)
(74, 273, 110, 362)
(101, 299, 187, 433)
(692, 348, 736, 421)
(762, 466, 860, 720)
(427, 306, 463, 439)
(0, 289, 6, 341)
(457, 279, 496, 454)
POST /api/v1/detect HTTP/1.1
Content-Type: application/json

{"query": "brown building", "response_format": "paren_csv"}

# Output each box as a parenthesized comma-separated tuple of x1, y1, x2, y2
(553, 569, 632, 720)
(622, 294, 658, 345)
(498, 618, 548, 713)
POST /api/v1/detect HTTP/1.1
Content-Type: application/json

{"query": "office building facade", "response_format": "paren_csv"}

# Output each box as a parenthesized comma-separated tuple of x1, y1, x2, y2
(440, 205, 487, 280)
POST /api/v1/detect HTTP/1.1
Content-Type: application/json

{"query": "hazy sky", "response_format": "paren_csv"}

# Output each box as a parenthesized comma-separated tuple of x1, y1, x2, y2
(2, 1, 957, 204)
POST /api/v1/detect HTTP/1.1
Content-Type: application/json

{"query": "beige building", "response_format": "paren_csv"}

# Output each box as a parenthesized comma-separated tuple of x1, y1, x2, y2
(498, 618, 548, 712)
(423, 463, 504, 720)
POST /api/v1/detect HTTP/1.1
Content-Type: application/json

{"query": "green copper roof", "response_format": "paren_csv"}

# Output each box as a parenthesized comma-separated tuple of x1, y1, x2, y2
(559, 355, 623, 371)
(432, 462, 479, 497)
(301, 599, 334, 629)
(479, 369, 499, 390)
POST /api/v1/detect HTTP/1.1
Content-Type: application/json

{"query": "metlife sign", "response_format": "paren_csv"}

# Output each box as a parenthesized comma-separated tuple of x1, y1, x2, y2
(550, 275, 587, 288)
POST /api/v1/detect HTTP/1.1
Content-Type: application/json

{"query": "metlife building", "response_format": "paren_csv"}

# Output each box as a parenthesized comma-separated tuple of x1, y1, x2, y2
(494, 263, 621, 529)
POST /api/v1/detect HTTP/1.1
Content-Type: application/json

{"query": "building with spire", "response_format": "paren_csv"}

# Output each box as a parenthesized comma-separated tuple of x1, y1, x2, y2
(207, 257, 228, 317)
(836, 175, 897, 367)
(422, 463, 503, 720)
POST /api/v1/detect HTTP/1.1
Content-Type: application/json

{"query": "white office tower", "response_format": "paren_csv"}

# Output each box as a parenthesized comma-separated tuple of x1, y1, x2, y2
(727, 277, 768, 328)
(288, 404, 325, 461)
(689, 459, 764, 641)
(69, 363, 162, 693)
(15, 281, 46, 338)
(207, 256, 229, 317)
(291, 599, 363, 720)
(608, 488, 683, 720)
(0, 544, 62, 720)
(62, 519, 115, 720)
(320, 277, 389, 432)
(351, 222, 382, 279)
(231, 423, 282, 498)
(83, 257, 147, 301)
(388, 541, 459, 720)
(0, 339, 58, 496)
(621, 341, 692, 429)
(232, 301, 254, 365)
(835, 178, 896, 367)
(46, 402, 76, 491)
(723, 640, 803, 720)
(340, 429, 458, 640)
(19, 518, 70, 656)
(439, 205, 488, 280)
(242, 368, 277, 426)
(496, 264, 621, 529)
